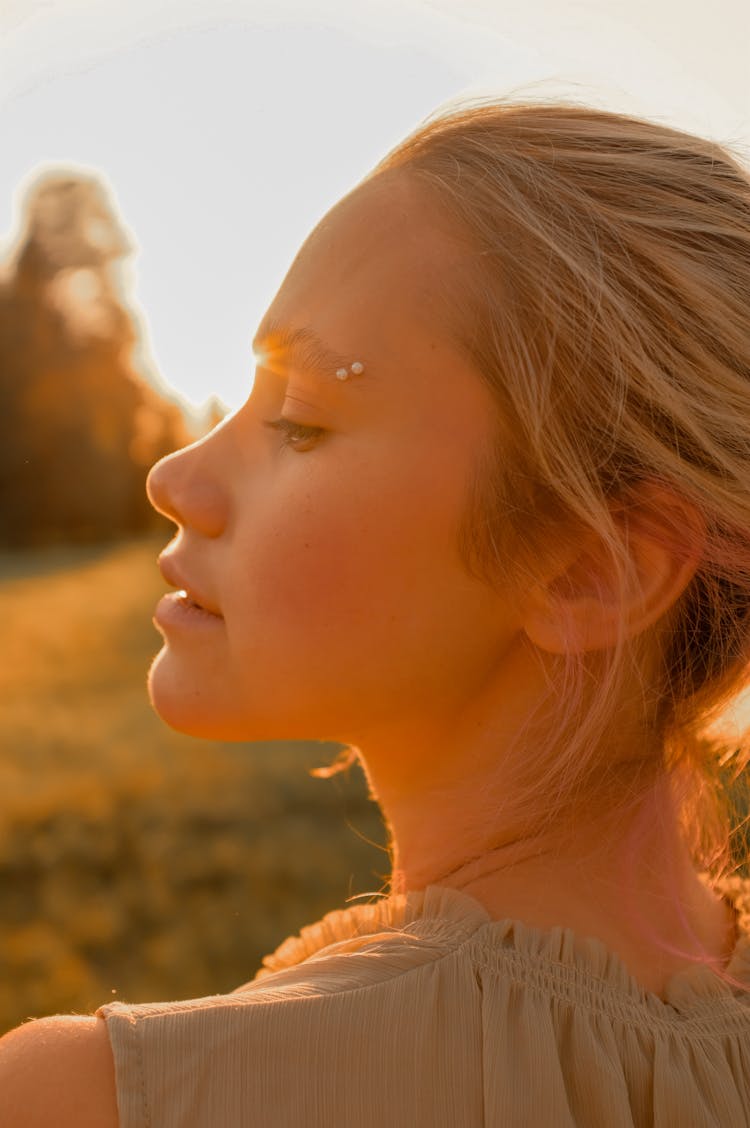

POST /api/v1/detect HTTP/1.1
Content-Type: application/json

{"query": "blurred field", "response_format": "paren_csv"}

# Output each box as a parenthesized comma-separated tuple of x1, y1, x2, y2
(0, 538, 388, 1034)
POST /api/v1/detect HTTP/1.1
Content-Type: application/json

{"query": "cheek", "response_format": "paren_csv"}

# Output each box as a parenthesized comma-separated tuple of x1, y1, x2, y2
(235, 483, 386, 635)
(229, 453, 457, 642)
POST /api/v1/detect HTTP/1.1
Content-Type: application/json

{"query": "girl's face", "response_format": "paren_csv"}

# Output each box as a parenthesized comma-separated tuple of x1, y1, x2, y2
(147, 171, 522, 751)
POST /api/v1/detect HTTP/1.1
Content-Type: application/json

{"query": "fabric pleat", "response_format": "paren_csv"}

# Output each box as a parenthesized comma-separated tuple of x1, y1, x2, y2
(99, 879, 750, 1127)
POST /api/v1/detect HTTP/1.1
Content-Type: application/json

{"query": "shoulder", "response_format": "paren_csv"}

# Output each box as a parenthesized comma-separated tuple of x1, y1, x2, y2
(0, 1015, 118, 1128)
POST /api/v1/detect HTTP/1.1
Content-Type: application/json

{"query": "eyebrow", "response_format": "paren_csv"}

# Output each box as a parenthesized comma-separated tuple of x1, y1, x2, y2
(252, 319, 359, 382)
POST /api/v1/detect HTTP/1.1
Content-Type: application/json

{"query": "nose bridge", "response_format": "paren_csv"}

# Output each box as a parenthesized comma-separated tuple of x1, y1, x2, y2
(147, 429, 228, 538)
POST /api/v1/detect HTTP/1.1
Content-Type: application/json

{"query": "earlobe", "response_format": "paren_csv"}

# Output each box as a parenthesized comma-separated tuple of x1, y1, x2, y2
(521, 483, 706, 656)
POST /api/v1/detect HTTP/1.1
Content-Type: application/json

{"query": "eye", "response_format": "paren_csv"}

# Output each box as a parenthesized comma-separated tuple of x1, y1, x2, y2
(263, 417, 325, 451)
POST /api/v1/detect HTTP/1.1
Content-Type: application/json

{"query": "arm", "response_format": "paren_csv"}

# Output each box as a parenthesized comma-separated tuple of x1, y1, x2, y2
(0, 1015, 119, 1128)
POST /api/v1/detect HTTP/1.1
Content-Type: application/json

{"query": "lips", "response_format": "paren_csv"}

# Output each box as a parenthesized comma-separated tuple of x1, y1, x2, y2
(158, 553, 222, 618)
(176, 591, 208, 612)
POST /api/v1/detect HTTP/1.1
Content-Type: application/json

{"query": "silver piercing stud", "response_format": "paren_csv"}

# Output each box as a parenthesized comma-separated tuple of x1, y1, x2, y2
(335, 361, 364, 381)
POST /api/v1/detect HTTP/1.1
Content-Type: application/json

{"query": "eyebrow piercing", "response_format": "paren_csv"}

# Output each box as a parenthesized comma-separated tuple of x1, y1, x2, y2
(335, 361, 365, 381)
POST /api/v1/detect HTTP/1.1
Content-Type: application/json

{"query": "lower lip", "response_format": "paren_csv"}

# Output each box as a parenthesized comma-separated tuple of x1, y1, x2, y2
(154, 592, 224, 632)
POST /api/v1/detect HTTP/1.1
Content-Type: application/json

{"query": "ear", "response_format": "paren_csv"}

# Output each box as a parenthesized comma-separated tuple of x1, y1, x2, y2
(521, 482, 706, 655)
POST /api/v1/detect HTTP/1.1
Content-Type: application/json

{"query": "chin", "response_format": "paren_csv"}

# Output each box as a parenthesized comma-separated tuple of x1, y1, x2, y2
(146, 648, 359, 743)
(146, 652, 221, 739)
(146, 654, 315, 742)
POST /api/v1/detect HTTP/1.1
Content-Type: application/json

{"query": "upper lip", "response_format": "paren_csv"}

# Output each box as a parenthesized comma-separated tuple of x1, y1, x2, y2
(158, 552, 222, 617)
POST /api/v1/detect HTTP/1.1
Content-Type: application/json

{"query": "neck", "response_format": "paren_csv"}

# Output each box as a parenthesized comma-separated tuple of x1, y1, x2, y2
(347, 643, 733, 985)
(372, 763, 734, 990)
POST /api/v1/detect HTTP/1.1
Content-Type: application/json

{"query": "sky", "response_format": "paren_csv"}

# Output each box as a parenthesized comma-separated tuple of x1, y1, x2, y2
(1, 0, 749, 418)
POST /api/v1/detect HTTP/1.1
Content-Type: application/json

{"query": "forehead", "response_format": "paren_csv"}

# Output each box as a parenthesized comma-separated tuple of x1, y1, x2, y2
(258, 171, 469, 372)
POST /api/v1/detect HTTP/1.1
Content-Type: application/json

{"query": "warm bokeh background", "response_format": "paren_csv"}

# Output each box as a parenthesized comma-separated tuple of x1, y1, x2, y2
(1, 0, 749, 1035)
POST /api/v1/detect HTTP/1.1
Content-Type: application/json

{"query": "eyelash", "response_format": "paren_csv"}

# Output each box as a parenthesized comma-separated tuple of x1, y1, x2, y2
(263, 417, 325, 450)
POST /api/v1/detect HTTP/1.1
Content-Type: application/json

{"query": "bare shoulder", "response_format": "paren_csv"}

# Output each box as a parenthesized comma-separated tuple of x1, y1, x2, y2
(0, 1014, 119, 1128)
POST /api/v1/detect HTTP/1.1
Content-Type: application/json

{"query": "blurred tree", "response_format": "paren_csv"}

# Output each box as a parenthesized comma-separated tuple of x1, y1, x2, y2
(0, 172, 189, 546)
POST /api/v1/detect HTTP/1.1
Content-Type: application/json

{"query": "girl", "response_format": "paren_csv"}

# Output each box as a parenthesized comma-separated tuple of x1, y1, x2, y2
(2, 97, 750, 1127)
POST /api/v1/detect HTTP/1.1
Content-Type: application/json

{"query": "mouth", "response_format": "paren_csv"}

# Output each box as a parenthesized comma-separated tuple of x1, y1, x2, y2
(170, 588, 223, 620)
(176, 589, 214, 614)
(157, 554, 223, 619)
(154, 588, 224, 632)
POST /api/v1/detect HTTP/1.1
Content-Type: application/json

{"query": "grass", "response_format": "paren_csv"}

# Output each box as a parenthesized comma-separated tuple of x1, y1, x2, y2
(0, 538, 388, 1034)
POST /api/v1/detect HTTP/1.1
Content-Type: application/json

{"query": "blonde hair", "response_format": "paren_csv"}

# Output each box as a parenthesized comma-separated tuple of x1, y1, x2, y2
(368, 98, 750, 885)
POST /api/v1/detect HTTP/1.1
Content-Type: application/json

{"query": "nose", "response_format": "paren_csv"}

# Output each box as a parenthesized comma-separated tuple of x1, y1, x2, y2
(147, 436, 228, 538)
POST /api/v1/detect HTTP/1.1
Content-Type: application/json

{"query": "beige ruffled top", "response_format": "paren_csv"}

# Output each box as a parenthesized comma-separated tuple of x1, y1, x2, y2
(99, 878, 750, 1127)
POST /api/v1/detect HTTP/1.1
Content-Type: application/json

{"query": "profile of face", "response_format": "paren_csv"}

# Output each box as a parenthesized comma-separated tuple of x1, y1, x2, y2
(146, 171, 523, 752)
